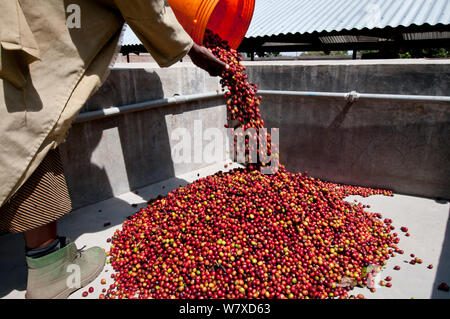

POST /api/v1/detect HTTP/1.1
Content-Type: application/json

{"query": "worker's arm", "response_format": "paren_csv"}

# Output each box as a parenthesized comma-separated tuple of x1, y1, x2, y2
(113, 0, 226, 75)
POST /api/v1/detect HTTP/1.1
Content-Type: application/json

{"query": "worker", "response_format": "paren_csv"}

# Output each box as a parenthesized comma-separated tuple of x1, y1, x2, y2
(0, 0, 227, 299)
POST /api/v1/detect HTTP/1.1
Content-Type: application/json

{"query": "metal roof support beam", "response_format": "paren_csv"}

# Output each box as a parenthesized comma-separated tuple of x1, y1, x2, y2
(239, 38, 450, 54)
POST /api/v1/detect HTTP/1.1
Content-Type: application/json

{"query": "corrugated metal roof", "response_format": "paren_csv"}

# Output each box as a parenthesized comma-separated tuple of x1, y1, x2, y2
(246, 0, 450, 38)
(120, 0, 450, 46)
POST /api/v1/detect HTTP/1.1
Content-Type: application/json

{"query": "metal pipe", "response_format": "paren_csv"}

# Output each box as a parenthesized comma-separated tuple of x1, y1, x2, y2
(75, 89, 449, 124)
(75, 91, 224, 123)
(357, 93, 450, 102)
(259, 90, 348, 99)
(258, 90, 450, 103)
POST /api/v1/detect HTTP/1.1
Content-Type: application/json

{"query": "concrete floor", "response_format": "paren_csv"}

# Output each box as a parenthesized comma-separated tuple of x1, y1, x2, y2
(0, 162, 449, 299)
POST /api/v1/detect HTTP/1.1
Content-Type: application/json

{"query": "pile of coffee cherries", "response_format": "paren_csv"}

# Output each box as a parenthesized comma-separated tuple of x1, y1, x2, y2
(105, 32, 397, 299)
(106, 168, 395, 299)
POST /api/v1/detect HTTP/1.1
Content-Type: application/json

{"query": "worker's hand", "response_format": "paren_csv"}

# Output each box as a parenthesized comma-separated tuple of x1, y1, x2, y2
(188, 43, 228, 77)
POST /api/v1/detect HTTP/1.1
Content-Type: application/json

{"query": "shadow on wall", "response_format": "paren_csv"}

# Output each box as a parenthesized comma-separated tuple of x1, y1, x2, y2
(59, 70, 172, 207)
(431, 204, 450, 298)
(82, 68, 170, 112)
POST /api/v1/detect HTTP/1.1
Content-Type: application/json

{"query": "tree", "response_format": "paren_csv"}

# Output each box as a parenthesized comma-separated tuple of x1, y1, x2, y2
(399, 48, 450, 58)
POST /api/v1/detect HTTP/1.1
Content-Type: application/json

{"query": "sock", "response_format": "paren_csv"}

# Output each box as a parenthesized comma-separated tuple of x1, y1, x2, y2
(26, 236, 67, 259)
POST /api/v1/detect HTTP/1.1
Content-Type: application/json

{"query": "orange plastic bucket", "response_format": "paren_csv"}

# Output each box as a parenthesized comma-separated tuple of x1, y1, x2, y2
(167, 0, 255, 49)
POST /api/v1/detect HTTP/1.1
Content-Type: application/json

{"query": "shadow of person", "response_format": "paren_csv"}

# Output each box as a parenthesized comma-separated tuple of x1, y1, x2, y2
(116, 70, 180, 191)
(86, 65, 199, 202)
(56, 69, 191, 245)
(57, 104, 188, 242)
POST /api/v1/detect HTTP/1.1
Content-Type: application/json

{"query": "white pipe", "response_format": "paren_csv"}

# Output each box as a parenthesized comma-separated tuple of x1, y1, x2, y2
(258, 90, 450, 103)
(75, 89, 449, 123)
(75, 91, 225, 123)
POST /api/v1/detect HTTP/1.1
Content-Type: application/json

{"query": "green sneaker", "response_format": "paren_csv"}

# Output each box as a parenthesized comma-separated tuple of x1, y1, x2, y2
(25, 240, 105, 299)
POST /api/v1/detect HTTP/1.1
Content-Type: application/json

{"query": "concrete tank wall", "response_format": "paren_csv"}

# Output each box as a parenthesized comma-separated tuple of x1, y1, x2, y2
(60, 60, 450, 210)
(244, 60, 450, 95)
(60, 64, 228, 209)
(245, 60, 450, 199)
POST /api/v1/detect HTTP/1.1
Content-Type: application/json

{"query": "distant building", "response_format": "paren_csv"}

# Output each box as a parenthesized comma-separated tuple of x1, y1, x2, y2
(119, 0, 450, 61)
(241, 0, 450, 59)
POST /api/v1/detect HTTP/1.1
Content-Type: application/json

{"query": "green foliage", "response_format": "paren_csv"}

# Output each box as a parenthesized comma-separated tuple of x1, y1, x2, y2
(256, 52, 281, 58)
(399, 48, 450, 58)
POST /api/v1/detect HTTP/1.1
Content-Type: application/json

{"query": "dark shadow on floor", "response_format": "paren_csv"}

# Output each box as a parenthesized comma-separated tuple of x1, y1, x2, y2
(0, 232, 27, 296)
(57, 176, 189, 245)
(431, 207, 450, 299)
